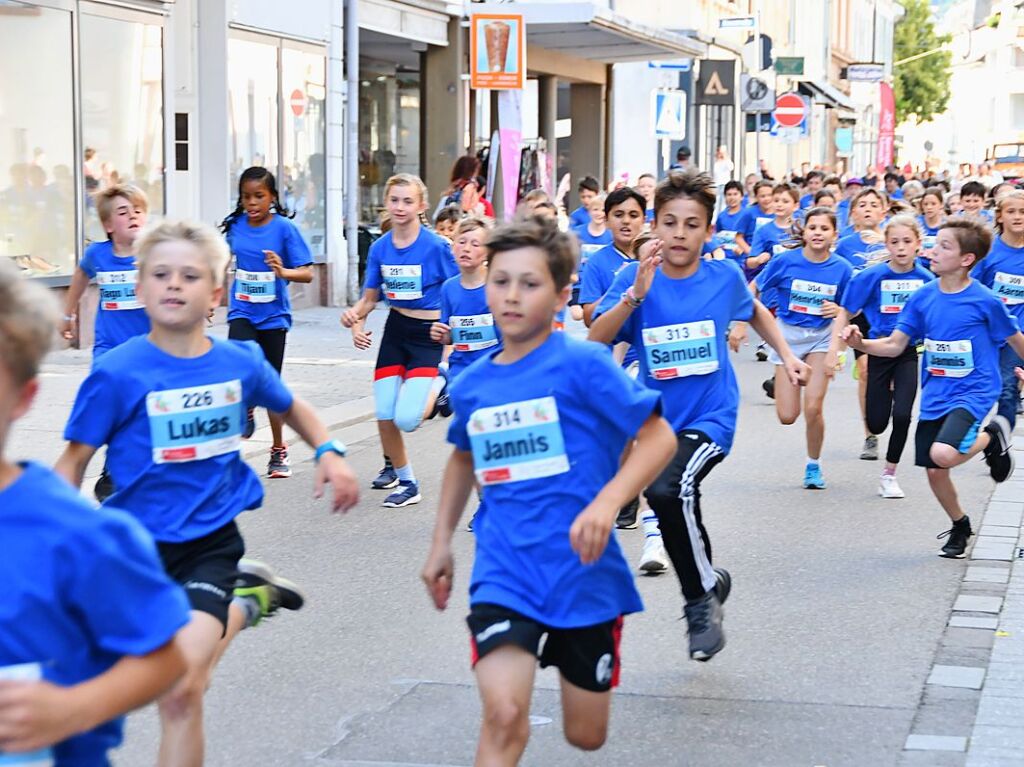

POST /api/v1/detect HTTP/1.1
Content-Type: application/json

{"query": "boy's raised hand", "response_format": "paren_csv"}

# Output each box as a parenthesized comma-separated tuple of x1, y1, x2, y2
(313, 452, 360, 513)
(430, 321, 452, 345)
(569, 501, 615, 565)
(632, 239, 663, 300)
(421, 545, 454, 611)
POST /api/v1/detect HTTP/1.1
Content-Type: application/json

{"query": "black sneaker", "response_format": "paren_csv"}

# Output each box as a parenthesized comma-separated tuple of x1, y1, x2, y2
(616, 497, 640, 529)
(937, 516, 972, 559)
(755, 342, 768, 362)
(762, 377, 775, 400)
(428, 367, 452, 420)
(242, 407, 256, 440)
(713, 567, 732, 606)
(371, 459, 399, 490)
(94, 469, 115, 503)
(234, 559, 305, 626)
(267, 446, 292, 479)
(983, 416, 1014, 483)
(684, 591, 725, 662)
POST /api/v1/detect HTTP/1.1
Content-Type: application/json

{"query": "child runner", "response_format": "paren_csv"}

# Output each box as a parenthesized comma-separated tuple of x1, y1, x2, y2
(55, 219, 360, 765)
(421, 217, 677, 764)
(0, 261, 188, 766)
(800, 170, 824, 209)
(836, 177, 864, 232)
(831, 215, 934, 498)
(578, 187, 647, 327)
(715, 180, 748, 266)
(843, 218, 1022, 558)
(813, 189, 837, 210)
(747, 183, 799, 279)
(341, 173, 457, 507)
(734, 180, 775, 256)
(568, 176, 601, 229)
(972, 190, 1024, 427)
(221, 166, 314, 479)
(60, 183, 150, 501)
(433, 205, 462, 242)
(918, 187, 946, 269)
(590, 170, 808, 660)
(959, 181, 994, 225)
(636, 172, 656, 223)
(752, 207, 853, 489)
(570, 193, 613, 321)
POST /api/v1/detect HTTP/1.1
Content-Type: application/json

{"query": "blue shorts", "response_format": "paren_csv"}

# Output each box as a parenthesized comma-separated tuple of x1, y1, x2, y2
(915, 408, 980, 468)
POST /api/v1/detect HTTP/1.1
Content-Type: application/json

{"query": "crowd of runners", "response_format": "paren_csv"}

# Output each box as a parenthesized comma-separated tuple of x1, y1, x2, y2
(2, 150, 1024, 766)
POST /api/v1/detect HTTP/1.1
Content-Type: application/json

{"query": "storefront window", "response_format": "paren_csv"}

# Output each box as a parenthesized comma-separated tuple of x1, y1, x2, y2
(282, 46, 326, 258)
(0, 2, 75, 278)
(359, 68, 421, 223)
(228, 37, 280, 197)
(80, 12, 164, 244)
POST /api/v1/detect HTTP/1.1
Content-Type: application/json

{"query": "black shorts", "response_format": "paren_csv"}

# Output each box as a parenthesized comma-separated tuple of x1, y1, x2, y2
(157, 520, 245, 629)
(851, 313, 871, 360)
(467, 603, 623, 693)
(914, 408, 981, 469)
(228, 318, 287, 372)
(375, 309, 443, 378)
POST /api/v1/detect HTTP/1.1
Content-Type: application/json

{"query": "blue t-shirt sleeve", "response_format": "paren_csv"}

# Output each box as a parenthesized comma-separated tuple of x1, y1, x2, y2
(281, 220, 313, 268)
(986, 291, 1020, 342)
(592, 266, 637, 343)
(755, 255, 782, 293)
(440, 280, 453, 325)
(582, 346, 661, 438)
(64, 367, 121, 448)
(447, 388, 473, 452)
(894, 288, 924, 339)
(841, 270, 872, 314)
(78, 243, 101, 278)
(972, 258, 991, 285)
(726, 263, 755, 321)
(750, 226, 767, 256)
(439, 239, 458, 281)
(363, 240, 383, 292)
(835, 261, 854, 303)
(63, 511, 190, 656)
(578, 256, 607, 306)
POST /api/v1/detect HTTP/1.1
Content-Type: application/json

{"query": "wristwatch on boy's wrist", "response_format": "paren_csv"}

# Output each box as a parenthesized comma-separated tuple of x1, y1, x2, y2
(314, 439, 348, 462)
(621, 286, 644, 308)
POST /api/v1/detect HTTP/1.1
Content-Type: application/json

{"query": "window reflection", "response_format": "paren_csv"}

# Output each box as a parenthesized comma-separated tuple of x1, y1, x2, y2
(228, 38, 279, 191)
(282, 47, 326, 259)
(359, 70, 421, 223)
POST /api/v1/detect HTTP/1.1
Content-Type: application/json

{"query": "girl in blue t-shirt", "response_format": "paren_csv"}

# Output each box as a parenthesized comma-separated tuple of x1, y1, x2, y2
(220, 167, 314, 480)
(917, 187, 945, 269)
(754, 207, 852, 489)
(747, 183, 799, 281)
(570, 194, 613, 320)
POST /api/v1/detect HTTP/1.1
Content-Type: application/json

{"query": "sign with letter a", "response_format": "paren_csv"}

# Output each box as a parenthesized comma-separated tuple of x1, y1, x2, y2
(696, 60, 735, 106)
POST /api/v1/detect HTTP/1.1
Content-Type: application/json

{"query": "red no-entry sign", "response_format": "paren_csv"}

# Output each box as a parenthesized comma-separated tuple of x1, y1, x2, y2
(773, 92, 806, 128)
(290, 89, 306, 117)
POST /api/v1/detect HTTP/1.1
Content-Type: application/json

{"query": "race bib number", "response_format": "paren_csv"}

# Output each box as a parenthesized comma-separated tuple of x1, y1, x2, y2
(450, 313, 499, 352)
(788, 279, 837, 315)
(921, 234, 937, 252)
(234, 269, 276, 304)
(879, 279, 925, 313)
(146, 380, 244, 463)
(579, 243, 603, 265)
(718, 230, 739, 252)
(755, 215, 772, 230)
(642, 320, 718, 380)
(381, 264, 423, 301)
(468, 396, 569, 485)
(772, 243, 788, 256)
(96, 270, 141, 311)
(0, 663, 53, 766)
(993, 272, 1024, 305)
(924, 339, 974, 378)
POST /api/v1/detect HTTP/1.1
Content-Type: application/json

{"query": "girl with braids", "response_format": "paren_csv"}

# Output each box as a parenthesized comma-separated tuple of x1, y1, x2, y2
(221, 166, 314, 479)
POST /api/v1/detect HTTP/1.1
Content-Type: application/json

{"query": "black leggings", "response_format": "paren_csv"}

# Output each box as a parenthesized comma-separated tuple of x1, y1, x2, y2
(865, 347, 918, 464)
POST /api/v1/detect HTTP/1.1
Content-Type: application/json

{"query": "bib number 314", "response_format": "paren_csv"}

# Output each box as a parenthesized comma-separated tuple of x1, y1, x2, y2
(468, 396, 569, 485)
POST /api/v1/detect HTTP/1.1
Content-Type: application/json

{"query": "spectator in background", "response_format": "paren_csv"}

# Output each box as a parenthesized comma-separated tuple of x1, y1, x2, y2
(434, 154, 481, 219)
(669, 145, 692, 171)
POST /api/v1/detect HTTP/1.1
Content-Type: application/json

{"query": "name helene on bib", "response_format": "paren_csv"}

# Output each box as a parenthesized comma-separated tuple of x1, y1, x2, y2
(879, 279, 924, 313)
(788, 279, 837, 315)
(0, 663, 53, 765)
(642, 320, 718, 380)
(924, 339, 974, 378)
(994, 272, 1024, 305)
(450, 313, 499, 352)
(234, 269, 276, 304)
(382, 264, 423, 301)
(146, 380, 244, 463)
(96, 270, 141, 311)
(468, 396, 569, 485)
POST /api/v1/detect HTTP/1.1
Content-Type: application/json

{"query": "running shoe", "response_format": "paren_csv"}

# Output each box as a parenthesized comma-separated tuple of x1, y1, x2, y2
(383, 481, 421, 508)
(860, 435, 879, 460)
(755, 342, 768, 362)
(684, 591, 725, 662)
(616, 497, 640, 529)
(713, 567, 732, 605)
(94, 469, 115, 503)
(803, 463, 826, 489)
(638, 536, 669, 573)
(242, 407, 256, 440)
(267, 446, 292, 479)
(428, 367, 452, 420)
(878, 474, 905, 499)
(762, 377, 775, 400)
(983, 415, 1014, 483)
(372, 460, 399, 490)
(937, 516, 972, 559)
(234, 559, 305, 626)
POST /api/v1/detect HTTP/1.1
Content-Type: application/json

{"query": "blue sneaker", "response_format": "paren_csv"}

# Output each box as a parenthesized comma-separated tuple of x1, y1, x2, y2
(383, 481, 422, 508)
(803, 463, 826, 489)
(371, 461, 399, 490)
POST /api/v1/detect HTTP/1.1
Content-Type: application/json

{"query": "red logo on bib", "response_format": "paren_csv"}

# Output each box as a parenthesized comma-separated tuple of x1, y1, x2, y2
(482, 467, 511, 483)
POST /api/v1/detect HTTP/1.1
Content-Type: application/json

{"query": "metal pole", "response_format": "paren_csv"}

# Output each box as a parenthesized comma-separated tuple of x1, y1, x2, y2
(344, 0, 360, 303)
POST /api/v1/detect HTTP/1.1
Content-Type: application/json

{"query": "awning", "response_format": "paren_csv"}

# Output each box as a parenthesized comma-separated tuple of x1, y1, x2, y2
(799, 80, 856, 112)
(471, 2, 707, 63)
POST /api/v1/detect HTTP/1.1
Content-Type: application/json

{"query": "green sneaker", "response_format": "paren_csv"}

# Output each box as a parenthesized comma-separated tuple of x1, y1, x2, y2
(234, 559, 305, 625)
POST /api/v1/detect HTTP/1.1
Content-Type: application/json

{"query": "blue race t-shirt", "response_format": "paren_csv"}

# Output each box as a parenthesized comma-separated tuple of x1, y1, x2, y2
(448, 333, 658, 628)
(841, 262, 935, 338)
(799, 192, 814, 210)
(917, 216, 942, 271)
(834, 231, 888, 270)
(64, 336, 294, 543)
(594, 259, 753, 452)
(440, 276, 501, 382)
(0, 462, 189, 766)
(740, 204, 774, 242)
(568, 205, 590, 229)
(836, 198, 851, 231)
(78, 240, 150, 359)
(756, 249, 853, 329)
(715, 206, 746, 262)
(363, 228, 456, 311)
(571, 225, 613, 270)
(973, 236, 1024, 331)
(226, 214, 313, 330)
(578, 244, 632, 307)
(747, 221, 792, 281)
(895, 279, 1018, 420)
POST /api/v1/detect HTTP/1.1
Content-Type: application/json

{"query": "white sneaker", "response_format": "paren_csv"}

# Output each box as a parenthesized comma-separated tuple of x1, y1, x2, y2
(878, 474, 905, 499)
(638, 536, 669, 573)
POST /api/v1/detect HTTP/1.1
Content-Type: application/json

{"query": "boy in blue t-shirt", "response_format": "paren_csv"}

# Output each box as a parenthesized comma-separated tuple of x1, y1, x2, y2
(734, 180, 775, 256)
(578, 187, 647, 326)
(0, 260, 189, 766)
(342, 173, 457, 508)
(844, 219, 1024, 558)
(431, 217, 500, 382)
(569, 193, 613, 320)
(568, 175, 601, 229)
(56, 219, 360, 765)
(800, 170, 824, 209)
(221, 167, 315, 480)
(715, 180, 748, 266)
(958, 181, 994, 225)
(747, 183, 799, 281)
(422, 216, 676, 762)
(590, 170, 808, 662)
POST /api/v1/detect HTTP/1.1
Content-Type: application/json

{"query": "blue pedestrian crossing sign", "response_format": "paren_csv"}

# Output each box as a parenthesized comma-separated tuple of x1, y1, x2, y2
(653, 89, 687, 140)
